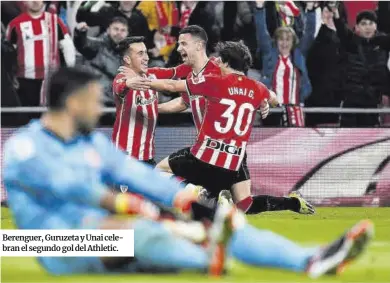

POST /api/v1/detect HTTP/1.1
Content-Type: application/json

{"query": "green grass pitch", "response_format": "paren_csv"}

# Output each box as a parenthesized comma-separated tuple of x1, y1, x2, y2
(1, 207, 390, 283)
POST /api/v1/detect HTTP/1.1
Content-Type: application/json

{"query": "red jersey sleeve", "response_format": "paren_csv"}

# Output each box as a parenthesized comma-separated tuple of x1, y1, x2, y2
(256, 81, 271, 100)
(185, 75, 222, 99)
(148, 63, 192, 79)
(148, 67, 175, 79)
(174, 64, 192, 79)
(56, 16, 69, 40)
(112, 74, 128, 97)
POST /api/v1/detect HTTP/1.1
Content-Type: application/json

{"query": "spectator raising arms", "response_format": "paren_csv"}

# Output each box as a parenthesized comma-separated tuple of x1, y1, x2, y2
(137, 1, 179, 66)
(254, 0, 315, 126)
(74, 17, 129, 106)
(167, 1, 220, 67)
(76, 1, 149, 40)
(263, 0, 304, 39)
(334, 9, 390, 127)
(305, 2, 344, 127)
(6, 0, 75, 106)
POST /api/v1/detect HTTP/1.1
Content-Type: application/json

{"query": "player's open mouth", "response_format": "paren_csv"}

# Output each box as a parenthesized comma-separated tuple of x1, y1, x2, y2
(181, 53, 188, 60)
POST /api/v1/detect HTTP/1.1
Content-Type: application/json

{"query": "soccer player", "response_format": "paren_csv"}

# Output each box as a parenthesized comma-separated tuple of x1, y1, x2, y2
(4, 67, 373, 278)
(128, 25, 314, 215)
(112, 36, 192, 166)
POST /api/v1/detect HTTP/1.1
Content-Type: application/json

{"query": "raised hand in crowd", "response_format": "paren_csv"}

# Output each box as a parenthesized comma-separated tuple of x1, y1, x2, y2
(305, 2, 316, 11)
(331, 4, 340, 19)
(255, 1, 265, 9)
(322, 5, 336, 30)
(75, 22, 89, 32)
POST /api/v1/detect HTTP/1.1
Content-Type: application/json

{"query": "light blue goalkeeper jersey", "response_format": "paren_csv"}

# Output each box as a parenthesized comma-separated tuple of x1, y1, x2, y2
(3, 120, 184, 230)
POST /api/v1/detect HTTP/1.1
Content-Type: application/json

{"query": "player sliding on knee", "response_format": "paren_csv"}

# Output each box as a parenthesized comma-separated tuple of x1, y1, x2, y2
(123, 25, 315, 215)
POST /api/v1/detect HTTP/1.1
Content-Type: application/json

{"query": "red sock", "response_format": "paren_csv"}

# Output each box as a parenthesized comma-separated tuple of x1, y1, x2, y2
(236, 196, 253, 213)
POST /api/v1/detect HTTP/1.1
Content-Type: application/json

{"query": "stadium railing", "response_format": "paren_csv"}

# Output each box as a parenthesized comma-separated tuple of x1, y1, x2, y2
(2, 106, 390, 114)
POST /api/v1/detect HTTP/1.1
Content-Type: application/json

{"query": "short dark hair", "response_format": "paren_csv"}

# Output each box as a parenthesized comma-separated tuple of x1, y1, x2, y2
(47, 67, 99, 110)
(356, 10, 377, 25)
(215, 41, 253, 74)
(109, 16, 128, 27)
(116, 36, 145, 55)
(179, 25, 208, 44)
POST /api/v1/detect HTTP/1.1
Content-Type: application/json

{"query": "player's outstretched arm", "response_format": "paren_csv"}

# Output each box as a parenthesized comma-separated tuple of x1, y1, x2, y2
(114, 73, 152, 95)
(119, 64, 192, 80)
(158, 97, 188, 113)
(3, 134, 171, 220)
(3, 135, 109, 208)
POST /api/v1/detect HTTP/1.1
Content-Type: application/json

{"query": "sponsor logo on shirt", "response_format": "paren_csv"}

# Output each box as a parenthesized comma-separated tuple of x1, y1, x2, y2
(205, 138, 243, 156)
(135, 93, 157, 106)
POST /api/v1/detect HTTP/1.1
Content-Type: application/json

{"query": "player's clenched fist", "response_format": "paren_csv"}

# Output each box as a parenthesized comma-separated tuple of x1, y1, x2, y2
(268, 90, 279, 107)
(259, 100, 270, 119)
(115, 192, 180, 220)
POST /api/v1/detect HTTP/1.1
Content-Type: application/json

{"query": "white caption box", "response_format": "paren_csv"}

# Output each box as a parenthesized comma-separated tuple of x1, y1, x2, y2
(1, 230, 134, 257)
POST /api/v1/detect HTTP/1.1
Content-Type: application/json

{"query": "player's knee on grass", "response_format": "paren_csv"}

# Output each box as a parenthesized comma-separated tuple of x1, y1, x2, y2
(231, 180, 251, 203)
(231, 181, 252, 212)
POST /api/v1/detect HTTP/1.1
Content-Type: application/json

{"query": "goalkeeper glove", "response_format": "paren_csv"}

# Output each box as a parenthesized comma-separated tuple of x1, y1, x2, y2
(115, 193, 186, 221)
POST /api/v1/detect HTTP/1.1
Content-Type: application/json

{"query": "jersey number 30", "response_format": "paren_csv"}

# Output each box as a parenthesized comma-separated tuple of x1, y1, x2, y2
(215, 98, 255, 136)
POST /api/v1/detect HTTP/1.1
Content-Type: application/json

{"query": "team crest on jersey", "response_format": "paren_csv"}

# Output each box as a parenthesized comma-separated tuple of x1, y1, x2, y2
(84, 148, 102, 168)
(135, 92, 157, 106)
(191, 75, 205, 84)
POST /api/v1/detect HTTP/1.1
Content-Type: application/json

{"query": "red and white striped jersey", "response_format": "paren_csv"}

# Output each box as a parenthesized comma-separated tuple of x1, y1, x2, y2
(181, 58, 221, 132)
(186, 73, 270, 171)
(6, 12, 69, 80)
(272, 55, 300, 105)
(112, 67, 189, 161)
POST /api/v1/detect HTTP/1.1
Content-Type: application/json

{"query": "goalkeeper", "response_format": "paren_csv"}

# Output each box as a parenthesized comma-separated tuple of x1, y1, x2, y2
(4, 67, 373, 278)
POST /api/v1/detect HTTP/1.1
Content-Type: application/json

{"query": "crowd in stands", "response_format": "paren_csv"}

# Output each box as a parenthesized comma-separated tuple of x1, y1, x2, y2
(2, 1, 390, 127)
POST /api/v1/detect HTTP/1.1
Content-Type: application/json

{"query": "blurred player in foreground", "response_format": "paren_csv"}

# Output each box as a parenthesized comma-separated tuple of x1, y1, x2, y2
(3, 67, 230, 275)
(4, 67, 373, 278)
(122, 26, 314, 214)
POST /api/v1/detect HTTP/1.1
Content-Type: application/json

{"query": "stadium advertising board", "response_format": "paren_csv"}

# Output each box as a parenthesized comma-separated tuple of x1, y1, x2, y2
(1, 127, 389, 206)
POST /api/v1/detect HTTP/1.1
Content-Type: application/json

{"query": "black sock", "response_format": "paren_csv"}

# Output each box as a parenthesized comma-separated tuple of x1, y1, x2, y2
(246, 195, 300, 214)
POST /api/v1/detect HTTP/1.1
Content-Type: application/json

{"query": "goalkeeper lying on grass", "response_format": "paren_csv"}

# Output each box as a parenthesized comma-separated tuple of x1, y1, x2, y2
(4, 67, 373, 278)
